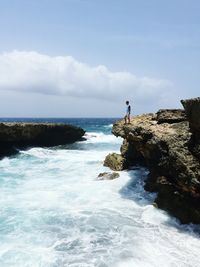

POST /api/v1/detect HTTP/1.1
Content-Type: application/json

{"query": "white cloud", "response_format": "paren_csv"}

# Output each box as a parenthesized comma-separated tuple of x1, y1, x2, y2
(0, 50, 173, 102)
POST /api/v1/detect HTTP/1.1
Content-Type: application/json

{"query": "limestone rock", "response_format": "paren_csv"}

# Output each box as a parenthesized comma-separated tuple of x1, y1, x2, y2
(104, 153, 126, 171)
(181, 97, 200, 141)
(181, 97, 200, 160)
(156, 109, 186, 124)
(97, 172, 120, 180)
(0, 123, 85, 157)
(106, 99, 200, 224)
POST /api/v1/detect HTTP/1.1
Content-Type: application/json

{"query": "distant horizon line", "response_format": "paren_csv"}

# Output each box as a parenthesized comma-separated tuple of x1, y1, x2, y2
(0, 117, 121, 119)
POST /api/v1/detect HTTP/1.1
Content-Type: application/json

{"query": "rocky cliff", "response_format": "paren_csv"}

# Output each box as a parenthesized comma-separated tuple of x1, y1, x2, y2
(0, 123, 85, 157)
(104, 98, 200, 224)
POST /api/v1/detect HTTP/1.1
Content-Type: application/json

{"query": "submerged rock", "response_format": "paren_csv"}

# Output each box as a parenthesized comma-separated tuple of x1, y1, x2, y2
(105, 98, 200, 224)
(97, 172, 120, 180)
(0, 123, 85, 157)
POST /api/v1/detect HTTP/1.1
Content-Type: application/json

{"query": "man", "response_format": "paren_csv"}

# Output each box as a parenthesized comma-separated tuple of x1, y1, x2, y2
(124, 101, 131, 124)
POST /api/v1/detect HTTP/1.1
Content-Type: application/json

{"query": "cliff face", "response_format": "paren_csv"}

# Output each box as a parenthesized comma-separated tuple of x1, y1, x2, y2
(104, 100, 200, 224)
(181, 97, 200, 160)
(0, 123, 85, 157)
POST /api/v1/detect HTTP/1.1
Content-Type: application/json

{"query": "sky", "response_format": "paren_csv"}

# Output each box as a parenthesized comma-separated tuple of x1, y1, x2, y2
(0, 0, 199, 117)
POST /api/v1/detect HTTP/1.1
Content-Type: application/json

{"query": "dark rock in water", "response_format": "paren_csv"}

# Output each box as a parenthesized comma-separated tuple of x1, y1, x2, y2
(97, 172, 120, 180)
(104, 153, 127, 171)
(0, 123, 85, 158)
(156, 109, 186, 124)
(105, 98, 200, 224)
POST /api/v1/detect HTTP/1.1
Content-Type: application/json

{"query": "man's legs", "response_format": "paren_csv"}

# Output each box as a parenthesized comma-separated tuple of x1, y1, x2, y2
(124, 115, 127, 124)
(128, 114, 130, 123)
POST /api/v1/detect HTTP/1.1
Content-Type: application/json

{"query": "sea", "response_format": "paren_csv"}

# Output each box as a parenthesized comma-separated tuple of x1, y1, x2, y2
(0, 118, 200, 267)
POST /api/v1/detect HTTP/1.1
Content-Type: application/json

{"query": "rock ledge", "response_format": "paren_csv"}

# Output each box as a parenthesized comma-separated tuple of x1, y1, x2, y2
(105, 99, 200, 224)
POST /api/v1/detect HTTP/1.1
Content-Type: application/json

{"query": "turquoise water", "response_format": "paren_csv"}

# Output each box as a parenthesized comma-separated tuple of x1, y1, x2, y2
(0, 118, 200, 267)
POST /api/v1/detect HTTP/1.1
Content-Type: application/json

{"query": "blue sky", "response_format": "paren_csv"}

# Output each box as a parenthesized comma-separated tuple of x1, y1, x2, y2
(0, 0, 199, 117)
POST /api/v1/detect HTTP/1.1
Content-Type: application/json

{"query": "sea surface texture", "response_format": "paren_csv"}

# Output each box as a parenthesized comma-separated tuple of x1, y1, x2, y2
(0, 118, 200, 267)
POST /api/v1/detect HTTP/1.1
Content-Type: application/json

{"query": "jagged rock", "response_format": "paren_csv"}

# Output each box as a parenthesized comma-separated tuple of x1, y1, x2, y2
(105, 99, 200, 224)
(120, 139, 145, 165)
(0, 123, 85, 157)
(181, 98, 200, 160)
(181, 97, 200, 141)
(97, 172, 120, 180)
(156, 109, 186, 124)
(104, 153, 126, 171)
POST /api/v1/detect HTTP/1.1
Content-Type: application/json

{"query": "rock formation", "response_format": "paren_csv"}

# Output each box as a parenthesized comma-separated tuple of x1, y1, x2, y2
(181, 97, 200, 140)
(97, 172, 120, 180)
(181, 97, 200, 160)
(0, 123, 85, 157)
(104, 99, 200, 224)
(104, 153, 126, 171)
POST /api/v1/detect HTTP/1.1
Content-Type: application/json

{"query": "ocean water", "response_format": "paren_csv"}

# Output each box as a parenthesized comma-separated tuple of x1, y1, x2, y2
(0, 118, 200, 267)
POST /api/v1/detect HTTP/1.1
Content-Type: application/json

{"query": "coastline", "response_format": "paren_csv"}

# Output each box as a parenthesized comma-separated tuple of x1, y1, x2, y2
(0, 122, 85, 158)
(104, 97, 200, 224)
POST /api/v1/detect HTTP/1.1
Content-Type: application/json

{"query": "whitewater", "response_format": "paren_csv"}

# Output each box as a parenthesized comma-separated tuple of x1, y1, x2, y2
(0, 118, 200, 267)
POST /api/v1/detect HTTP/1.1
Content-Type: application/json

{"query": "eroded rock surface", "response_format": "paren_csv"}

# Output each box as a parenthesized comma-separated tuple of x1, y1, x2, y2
(0, 123, 85, 157)
(97, 172, 120, 180)
(181, 97, 200, 141)
(181, 97, 200, 160)
(104, 153, 126, 171)
(105, 100, 200, 224)
(156, 109, 186, 124)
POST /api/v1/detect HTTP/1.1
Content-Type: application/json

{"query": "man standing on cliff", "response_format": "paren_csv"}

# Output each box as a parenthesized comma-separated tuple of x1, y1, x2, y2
(124, 101, 131, 124)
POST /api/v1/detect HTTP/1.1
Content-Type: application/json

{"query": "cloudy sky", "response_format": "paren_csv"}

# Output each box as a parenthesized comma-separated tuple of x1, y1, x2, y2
(0, 0, 199, 117)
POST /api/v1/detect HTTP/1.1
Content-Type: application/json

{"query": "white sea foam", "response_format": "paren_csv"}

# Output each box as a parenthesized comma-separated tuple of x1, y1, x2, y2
(0, 131, 200, 267)
(103, 124, 113, 129)
(83, 132, 122, 144)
